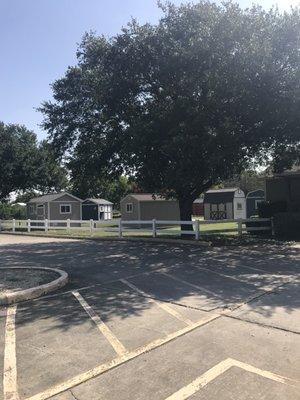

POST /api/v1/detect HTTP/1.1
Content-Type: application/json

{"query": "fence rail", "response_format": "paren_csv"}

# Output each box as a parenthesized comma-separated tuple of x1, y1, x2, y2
(0, 217, 273, 239)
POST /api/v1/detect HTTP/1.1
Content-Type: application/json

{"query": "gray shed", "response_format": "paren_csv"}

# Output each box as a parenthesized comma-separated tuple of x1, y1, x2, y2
(203, 188, 246, 220)
(27, 192, 82, 220)
(120, 194, 180, 221)
(246, 189, 265, 218)
(82, 198, 113, 220)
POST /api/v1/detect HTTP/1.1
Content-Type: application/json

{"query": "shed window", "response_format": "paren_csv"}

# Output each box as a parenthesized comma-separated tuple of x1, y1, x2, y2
(29, 205, 34, 213)
(237, 202, 243, 210)
(126, 203, 133, 213)
(60, 204, 71, 214)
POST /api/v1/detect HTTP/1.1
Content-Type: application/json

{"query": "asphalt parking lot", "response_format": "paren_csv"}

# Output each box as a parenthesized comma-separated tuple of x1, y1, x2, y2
(0, 234, 300, 400)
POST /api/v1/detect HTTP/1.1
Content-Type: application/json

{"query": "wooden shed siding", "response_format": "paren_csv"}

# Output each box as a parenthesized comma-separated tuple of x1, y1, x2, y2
(120, 195, 140, 221)
(139, 200, 180, 221)
(50, 201, 81, 220)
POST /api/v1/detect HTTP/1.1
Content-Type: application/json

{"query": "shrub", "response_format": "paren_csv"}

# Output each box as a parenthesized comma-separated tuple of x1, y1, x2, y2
(273, 212, 300, 239)
(0, 203, 26, 219)
(258, 201, 287, 218)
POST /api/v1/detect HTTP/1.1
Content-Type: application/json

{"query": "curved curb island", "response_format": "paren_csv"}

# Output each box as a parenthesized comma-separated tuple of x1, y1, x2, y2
(0, 267, 68, 305)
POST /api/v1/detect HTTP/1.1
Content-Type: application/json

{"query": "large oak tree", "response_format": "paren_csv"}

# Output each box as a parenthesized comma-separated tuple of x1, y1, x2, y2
(40, 1, 300, 221)
(0, 122, 67, 200)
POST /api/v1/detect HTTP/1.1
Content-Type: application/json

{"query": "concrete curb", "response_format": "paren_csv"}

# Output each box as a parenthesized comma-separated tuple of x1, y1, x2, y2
(0, 266, 68, 305)
(0, 231, 211, 247)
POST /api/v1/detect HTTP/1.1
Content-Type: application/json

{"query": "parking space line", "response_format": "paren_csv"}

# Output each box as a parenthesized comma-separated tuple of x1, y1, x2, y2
(161, 272, 224, 299)
(164, 358, 300, 400)
(72, 291, 127, 356)
(120, 279, 194, 326)
(25, 314, 220, 400)
(3, 305, 20, 400)
(230, 359, 300, 387)
(193, 265, 259, 285)
(164, 358, 233, 399)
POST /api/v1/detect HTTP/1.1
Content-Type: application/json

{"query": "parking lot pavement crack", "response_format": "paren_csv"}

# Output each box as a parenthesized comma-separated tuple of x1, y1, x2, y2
(69, 390, 80, 400)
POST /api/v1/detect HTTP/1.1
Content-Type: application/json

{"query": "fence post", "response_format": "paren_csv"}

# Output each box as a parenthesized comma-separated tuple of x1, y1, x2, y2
(152, 219, 157, 238)
(45, 219, 48, 233)
(195, 219, 200, 240)
(0, 220, 1, 232)
(90, 219, 94, 236)
(118, 219, 123, 238)
(271, 217, 275, 236)
(12, 219, 16, 233)
(238, 219, 243, 237)
(27, 219, 31, 232)
(66, 219, 70, 234)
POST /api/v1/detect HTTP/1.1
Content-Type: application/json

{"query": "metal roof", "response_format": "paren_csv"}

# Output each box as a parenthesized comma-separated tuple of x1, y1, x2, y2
(193, 198, 204, 204)
(246, 189, 265, 199)
(28, 192, 82, 203)
(127, 194, 176, 201)
(204, 188, 242, 203)
(205, 188, 239, 194)
(84, 198, 113, 205)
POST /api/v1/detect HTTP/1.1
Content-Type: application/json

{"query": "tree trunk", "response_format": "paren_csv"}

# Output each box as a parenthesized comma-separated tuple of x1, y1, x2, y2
(179, 198, 194, 237)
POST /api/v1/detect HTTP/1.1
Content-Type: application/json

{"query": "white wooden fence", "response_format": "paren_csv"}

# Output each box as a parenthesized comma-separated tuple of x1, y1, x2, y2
(0, 218, 273, 239)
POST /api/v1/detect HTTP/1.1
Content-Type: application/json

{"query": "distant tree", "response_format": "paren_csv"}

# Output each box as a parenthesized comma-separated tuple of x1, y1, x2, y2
(15, 191, 39, 204)
(70, 169, 133, 207)
(0, 122, 68, 200)
(221, 170, 265, 195)
(40, 2, 300, 224)
(35, 140, 69, 193)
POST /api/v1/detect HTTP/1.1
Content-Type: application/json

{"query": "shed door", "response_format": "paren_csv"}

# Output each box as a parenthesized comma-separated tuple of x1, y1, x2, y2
(210, 204, 227, 220)
(82, 204, 98, 220)
(37, 204, 45, 219)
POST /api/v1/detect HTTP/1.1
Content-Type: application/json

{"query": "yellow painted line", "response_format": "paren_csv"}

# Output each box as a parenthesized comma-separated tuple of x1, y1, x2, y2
(162, 272, 224, 299)
(164, 358, 233, 400)
(72, 291, 127, 356)
(3, 305, 20, 400)
(25, 314, 220, 400)
(164, 358, 300, 399)
(230, 359, 300, 387)
(193, 265, 257, 285)
(120, 279, 194, 326)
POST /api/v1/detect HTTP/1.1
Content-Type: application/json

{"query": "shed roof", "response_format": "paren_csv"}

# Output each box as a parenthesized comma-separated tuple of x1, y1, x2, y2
(204, 188, 240, 203)
(84, 198, 113, 205)
(193, 198, 204, 204)
(28, 192, 82, 203)
(246, 189, 265, 199)
(126, 193, 176, 202)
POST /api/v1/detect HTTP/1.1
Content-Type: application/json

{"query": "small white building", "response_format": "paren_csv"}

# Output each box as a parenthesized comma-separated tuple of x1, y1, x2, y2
(82, 198, 113, 220)
(203, 188, 246, 220)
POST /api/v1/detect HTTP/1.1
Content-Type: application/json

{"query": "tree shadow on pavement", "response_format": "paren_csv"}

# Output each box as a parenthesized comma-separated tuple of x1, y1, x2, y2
(0, 239, 299, 333)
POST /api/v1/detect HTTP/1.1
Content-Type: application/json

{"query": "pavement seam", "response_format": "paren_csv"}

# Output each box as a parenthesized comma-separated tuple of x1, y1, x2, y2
(224, 314, 300, 335)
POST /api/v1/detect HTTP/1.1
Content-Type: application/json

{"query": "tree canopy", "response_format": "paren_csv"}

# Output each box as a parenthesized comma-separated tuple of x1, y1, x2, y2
(40, 1, 300, 219)
(0, 122, 67, 200)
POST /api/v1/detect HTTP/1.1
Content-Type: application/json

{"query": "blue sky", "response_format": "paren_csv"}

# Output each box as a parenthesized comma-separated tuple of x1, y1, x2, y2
(0, 0, 298, 140)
